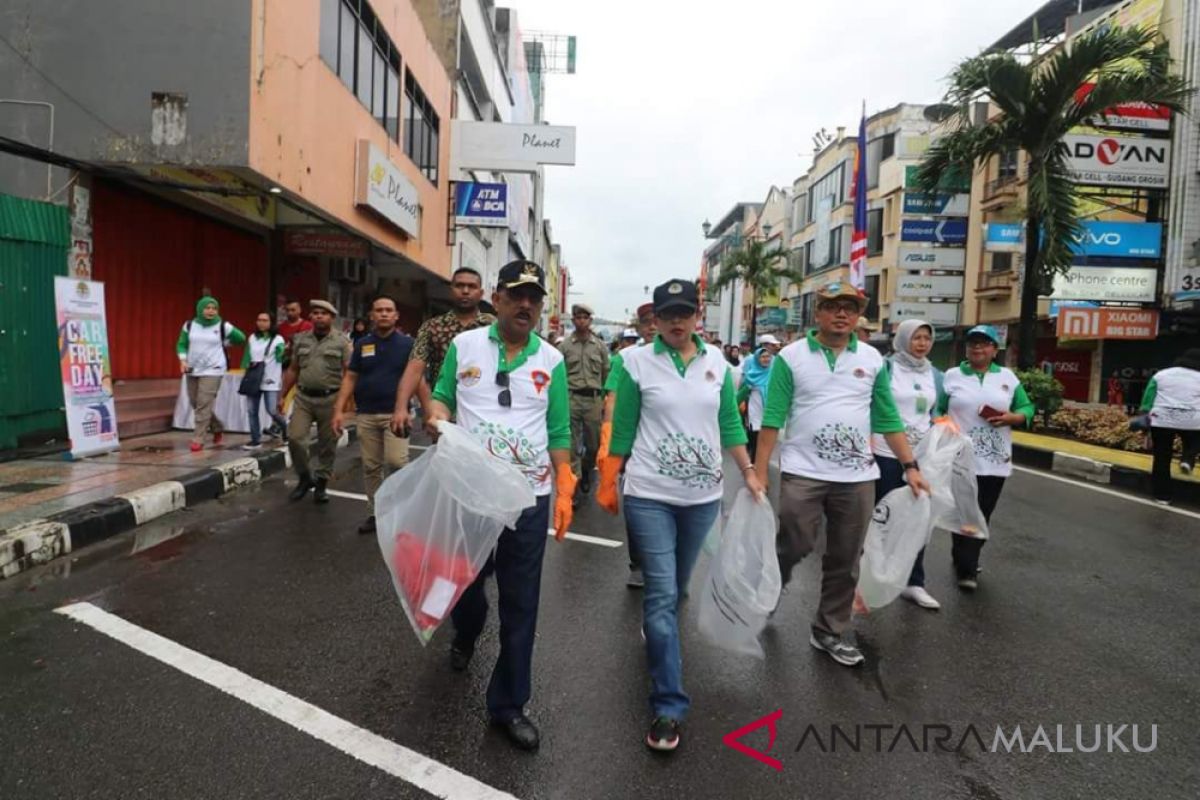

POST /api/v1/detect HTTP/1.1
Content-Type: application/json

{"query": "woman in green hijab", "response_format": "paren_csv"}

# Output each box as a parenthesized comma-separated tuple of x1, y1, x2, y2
(176, 296, 245, 451)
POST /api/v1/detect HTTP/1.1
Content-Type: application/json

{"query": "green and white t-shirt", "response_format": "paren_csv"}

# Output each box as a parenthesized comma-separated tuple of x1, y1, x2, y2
(937, 362, 1035, 478)
(871, 360, 941, 460)
(762, 330, 904, 483)
(610, 335, 746, 505)
(1141, 366, 1200, 430)
(176, 320, 246, 377)
(432, 324, 571, 496)
(242, 333, 285, 390)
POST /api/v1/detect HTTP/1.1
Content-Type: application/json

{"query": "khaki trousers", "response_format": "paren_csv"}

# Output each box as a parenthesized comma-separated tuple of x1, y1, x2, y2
(777, 474, 875, 637)
(569, 393, 603, 481)
(356, 413, 409, 513)
(186, 375, 224, 443)
(288, 393, 338, 481)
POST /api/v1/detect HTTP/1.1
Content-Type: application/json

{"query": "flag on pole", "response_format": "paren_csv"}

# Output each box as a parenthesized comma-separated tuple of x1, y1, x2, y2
(849, 104, 868, 290)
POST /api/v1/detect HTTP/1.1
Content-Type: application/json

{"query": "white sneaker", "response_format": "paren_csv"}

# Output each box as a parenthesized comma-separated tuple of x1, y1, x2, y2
(901, 586, 941, 610)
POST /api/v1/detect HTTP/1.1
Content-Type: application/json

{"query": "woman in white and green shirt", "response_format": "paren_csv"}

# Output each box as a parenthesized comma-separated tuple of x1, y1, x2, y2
(609, 279, 765, 753)
(936, 324, 1034, 591)
(1139, 348, 1200, 504)
(240, 311, 287, 449)
(175, 295, 245, 451)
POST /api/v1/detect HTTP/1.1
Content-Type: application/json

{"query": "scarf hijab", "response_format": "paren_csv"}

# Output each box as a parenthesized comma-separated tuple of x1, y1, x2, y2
(194, 296, 221, 327)
(891, 319, 933, 373)
(741, 347, 773, 402)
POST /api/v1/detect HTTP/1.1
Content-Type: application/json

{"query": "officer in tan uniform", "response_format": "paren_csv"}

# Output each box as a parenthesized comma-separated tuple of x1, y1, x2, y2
(560, 303, 610, 504)
(279, 299, 351, 504)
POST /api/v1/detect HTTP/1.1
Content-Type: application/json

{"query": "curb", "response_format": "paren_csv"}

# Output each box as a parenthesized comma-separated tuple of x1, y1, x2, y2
(0, 428, 357, 580)
(1012, 442, 1199, 504)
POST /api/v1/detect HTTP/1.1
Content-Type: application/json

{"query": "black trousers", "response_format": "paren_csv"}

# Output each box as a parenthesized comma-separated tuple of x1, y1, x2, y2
(1151, 427, 1200, 502)
(951, 476, 1006, 579)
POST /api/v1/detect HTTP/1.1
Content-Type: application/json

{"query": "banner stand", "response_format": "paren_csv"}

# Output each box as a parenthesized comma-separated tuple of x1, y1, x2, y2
(54, 277, 120, 459)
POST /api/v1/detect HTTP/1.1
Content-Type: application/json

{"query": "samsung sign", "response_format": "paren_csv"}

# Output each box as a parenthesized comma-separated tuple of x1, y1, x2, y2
(984, 223, 1024, 252)
(1064, 134, 1171, 188)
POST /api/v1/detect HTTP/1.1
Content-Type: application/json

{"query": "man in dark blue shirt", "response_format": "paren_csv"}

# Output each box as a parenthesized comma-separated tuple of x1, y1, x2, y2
(333, 295, 414, 533)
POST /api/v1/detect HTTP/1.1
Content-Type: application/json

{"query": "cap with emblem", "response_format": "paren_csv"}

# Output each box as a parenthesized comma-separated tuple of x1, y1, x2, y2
(815, 282, 868, 311)
(497, 259, 547, 293)
(309, 299, 338, 316)
(572, 303, 594, 316)
(965, 324, 1002, 346)
(652, 279, 699, 315)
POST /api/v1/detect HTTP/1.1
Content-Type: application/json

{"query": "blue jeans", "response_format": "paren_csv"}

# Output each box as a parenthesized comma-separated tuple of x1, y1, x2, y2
(450, 495, 550, 721)
(624, 495, 721, 720)
(245, 390, 287, 445)
(875, 455, 925, 587)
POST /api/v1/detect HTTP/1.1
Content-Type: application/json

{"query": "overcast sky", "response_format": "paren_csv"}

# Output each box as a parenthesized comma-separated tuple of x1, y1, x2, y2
(514, 0, 1047, 323)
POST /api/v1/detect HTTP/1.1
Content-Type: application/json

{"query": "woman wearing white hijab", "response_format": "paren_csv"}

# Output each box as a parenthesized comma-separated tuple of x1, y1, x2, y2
(872, 319, 944, 609)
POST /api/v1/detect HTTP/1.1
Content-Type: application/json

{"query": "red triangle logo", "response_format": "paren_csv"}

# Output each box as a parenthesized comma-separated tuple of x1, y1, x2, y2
(722, 709, 784, 771)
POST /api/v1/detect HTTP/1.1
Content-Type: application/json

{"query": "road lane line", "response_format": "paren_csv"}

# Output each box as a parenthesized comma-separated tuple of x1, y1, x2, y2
(325, 490, 621, 546)
(1013, 466, 1200, 520)
(54, 602, 519, 800)
(546, 529, 623, 548)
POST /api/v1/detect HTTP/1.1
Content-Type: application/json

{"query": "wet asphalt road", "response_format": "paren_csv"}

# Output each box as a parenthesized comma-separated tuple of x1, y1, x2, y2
(1, 441, 1198, 800)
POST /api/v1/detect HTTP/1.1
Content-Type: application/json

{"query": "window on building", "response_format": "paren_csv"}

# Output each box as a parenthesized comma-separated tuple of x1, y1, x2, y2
(998, 149, 1019, 180)
(864, 275, 880, 322)
(866, 133, 896, 189)
(806, 163, 847, 224)
(404, 70, 440, 184)
(320, 0, 405, 145)
(804, 240, 815, 275)
(991, 252, 1014, 272)
(791, 194, 806, 231)
(867, 208, 883, 255)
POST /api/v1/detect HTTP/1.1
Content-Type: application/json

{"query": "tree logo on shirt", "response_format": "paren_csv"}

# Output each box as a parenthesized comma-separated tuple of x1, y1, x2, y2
(654, 433, 722, 489)
(813, 423, 875, 470)
(473, 422, 551, 487)
(968, 425, 1010, 465)
(531, 369, 550, 394)
(458, 365, 482, 387)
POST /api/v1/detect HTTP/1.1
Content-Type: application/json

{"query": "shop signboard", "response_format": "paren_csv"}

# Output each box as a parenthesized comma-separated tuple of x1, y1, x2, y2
(1056, 307, 1159, 340)
(1050, 266, 1158, 302)
(904, 165, 970, 192)
(890, 301, 960, 326)
(902, 192, 970, 216)
(355, 140, 420, 238)
(985, 222, 1024, 252)
(901, 218, 967, 245)
(283, 229, 370, 259)
(895, 274, 965, 300)
(54, 277, 120, 458)
(1063, 134, 1171, 189)
(896, 245, 966, 271)
(1074, 82, 1171, 132)
(451, 121, 577, 174)
(1070, 221, 1161, 258)
(453, 181, 509, 227)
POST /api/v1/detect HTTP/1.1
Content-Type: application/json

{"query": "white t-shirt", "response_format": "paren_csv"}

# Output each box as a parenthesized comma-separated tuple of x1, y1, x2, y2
(432, 326, 570, 496)
(872, 359, 938, 460)
(247, 334, 284, 390)
(763, 333, 903, 483)
(941, 364, 1031, 478)
(747, 387, 765, 431)
(180, 321, 237, 377)
(616, 340, 742, 505)
(1147, 366, 1200, 430)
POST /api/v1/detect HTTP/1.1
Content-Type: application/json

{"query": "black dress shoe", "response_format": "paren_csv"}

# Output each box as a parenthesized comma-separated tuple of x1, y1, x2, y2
(578, 476, 591, 495)
(492, 714, 539, 751)
(449, 642, 474, 671)
(288, 474, 313, 501)
(313, 479, 329, 504)
(357, 515, 376, 534)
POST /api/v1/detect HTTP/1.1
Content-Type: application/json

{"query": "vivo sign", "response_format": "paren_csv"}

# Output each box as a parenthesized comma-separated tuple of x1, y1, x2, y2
(1063, 134, 1170, 188)
(1071, 221, 1161, 258)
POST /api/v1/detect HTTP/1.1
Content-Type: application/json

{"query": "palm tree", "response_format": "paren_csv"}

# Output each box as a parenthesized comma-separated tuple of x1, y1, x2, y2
(916, 24, 1192, 369)
(712, 237, 804, 347)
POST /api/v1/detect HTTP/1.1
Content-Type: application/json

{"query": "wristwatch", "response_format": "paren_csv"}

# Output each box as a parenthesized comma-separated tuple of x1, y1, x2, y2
(902, 460, 920, 472)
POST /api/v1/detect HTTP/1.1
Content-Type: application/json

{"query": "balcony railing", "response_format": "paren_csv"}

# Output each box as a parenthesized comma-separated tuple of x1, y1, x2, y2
(984, 174, 1020, 200)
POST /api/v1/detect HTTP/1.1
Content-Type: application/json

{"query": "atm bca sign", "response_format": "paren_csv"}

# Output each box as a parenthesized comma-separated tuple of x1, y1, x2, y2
(1057, 307, 1158, 340)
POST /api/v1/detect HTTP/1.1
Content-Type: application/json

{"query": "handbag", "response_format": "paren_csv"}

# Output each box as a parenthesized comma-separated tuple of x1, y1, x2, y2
(1128, 413, 1151, 432)
(238, 361, 265, 396)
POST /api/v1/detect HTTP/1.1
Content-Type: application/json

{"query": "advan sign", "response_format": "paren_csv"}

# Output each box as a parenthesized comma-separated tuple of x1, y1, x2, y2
(1063, 134, 1170, 188)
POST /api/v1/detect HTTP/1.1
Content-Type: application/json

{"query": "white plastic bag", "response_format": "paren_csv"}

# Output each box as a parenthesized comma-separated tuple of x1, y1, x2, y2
(375, 421, 535, 645)
(697, 489, 781, 658)
(921, 422, 990, 541)
(857, 488, 933, 611)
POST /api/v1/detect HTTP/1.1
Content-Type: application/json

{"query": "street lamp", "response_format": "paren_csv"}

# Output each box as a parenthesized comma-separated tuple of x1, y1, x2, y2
(702, 219, 712, 238)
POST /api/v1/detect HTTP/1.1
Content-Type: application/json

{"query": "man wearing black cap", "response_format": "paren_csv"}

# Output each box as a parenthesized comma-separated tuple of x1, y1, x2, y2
(560, 302, 610, 505)
(426, 259, 574, 752)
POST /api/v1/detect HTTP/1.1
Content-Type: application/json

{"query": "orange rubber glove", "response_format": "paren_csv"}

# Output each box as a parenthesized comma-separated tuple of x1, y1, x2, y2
(597, 454, 621, 515)
(553, 463, 577, 541)
(597, 421, 612, 461)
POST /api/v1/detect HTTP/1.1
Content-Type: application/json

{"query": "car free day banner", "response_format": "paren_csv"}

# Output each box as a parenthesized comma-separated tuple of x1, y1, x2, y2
(54, 277, 120, 458)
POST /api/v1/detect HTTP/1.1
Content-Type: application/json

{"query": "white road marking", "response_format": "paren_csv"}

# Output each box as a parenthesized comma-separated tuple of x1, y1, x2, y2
(323, 489, 621, 547)
(1012, 466, 1200, 520)
(546, 530, 623, 548)
(54, 602, 519, 800)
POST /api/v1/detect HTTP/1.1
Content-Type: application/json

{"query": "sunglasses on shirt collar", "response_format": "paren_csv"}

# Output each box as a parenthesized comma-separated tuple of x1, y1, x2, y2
(495, 371, 512, 408)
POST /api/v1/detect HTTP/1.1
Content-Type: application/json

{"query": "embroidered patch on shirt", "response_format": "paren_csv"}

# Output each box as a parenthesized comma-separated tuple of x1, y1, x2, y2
(854, 367, 867, 379)
(531, 369, 550, 394)
(362, 344, 376, 357)
(458, 366, 481, 387)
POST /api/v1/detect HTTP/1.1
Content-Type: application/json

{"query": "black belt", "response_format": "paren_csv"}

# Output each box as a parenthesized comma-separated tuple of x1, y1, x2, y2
(571, 388, 602, 397)
(298, 386, 338, 398)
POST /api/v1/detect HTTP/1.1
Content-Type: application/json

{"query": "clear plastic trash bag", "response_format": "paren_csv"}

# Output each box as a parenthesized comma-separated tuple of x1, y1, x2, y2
(922, 420, 990, 541)
(697, 489, 781, 658)
(375, 421, 535, 645)
(856, 487, 933, 612)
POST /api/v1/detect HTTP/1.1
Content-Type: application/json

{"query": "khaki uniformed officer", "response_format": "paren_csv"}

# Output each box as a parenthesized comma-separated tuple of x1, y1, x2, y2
(279, 299, 351, 504)
(560, 303, 610, 504)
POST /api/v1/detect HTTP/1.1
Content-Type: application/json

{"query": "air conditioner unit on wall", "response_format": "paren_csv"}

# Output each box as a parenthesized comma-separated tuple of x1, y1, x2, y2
(330, 259, 365, 283)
